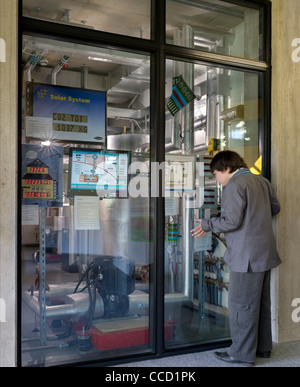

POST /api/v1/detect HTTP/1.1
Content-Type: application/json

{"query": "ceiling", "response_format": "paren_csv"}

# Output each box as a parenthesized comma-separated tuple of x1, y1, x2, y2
(22, 0, 152, 39)
(22, 0, 244, 78)
(22, 34, 150, 75)
(22, 0, 244, 43)
(21, 0, 245, 132)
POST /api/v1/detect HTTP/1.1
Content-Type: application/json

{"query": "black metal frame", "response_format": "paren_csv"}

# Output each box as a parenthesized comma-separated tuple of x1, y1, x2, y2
(17, 0, 272, 367)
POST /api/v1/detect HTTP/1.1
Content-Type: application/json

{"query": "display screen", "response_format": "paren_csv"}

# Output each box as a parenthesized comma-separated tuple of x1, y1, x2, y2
(26, 83, 106, 143)
(68, 148, 130, 198)
(21, 144, 63, 207)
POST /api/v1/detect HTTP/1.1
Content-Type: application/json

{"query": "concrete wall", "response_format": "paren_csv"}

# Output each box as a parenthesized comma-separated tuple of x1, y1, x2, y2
(271, 0, 300, 343)
(0, 0, 18, 367)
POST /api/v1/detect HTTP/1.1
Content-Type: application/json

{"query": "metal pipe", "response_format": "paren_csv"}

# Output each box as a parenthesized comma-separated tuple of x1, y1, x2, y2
(194, 116, 206, 131)
(23, 289, 189, 321)
(51, 56, 69, 85)
(181, 25, 195, 302)
(22, 343, 70, 353)
(182, 193, 195, 301)
(82, 65, 88, 89)
(24, 51, 43, 82)
(173, 28, 183, 151)
(23, 291, 79, 320)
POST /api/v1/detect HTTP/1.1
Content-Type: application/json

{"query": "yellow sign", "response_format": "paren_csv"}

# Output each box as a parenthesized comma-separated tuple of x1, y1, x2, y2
(250, 155, 262, 175)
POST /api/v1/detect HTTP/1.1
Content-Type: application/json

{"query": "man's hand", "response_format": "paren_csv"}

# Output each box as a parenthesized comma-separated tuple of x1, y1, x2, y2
(191, 219, 207, 238)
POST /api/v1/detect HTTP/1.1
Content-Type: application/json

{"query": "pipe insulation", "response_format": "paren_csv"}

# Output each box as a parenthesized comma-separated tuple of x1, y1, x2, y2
(23, 289, 190, 321)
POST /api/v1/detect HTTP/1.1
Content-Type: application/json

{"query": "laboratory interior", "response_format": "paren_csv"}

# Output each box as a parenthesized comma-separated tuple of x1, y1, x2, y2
(19, 0, 268, 367)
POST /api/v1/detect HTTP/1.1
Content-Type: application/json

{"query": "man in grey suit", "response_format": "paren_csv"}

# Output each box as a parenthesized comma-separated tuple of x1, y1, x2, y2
(192, 151, 281, 366)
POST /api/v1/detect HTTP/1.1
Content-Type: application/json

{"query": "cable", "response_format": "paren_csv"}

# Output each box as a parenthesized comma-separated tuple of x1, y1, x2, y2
(46, 320, 73, 341)
(73, 262, 94, 294)
(85, 284, 96, 331)
(84, 268, 93, 331)
(73, 262, 97, 331)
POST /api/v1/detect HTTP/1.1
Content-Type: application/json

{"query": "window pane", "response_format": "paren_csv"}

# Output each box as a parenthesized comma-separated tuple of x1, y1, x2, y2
(23, 0, 151, 39)
(166, 0, 265, 61)
(21, 35, 152, 366)
(164, 59, 263, 349)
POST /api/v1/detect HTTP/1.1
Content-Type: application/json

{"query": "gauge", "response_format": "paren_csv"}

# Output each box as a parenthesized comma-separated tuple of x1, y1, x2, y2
(167, 244, 175, 255)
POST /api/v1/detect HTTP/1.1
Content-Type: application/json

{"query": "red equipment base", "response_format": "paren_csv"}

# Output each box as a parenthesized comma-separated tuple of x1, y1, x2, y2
(74, 318, 174, 351)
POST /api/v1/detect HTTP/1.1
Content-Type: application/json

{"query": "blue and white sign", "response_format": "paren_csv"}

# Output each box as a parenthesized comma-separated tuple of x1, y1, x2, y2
(26, 83, 106, 144)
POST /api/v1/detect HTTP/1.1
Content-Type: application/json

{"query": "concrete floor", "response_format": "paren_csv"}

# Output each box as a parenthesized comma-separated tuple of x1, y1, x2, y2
(116, 340, 300, 367)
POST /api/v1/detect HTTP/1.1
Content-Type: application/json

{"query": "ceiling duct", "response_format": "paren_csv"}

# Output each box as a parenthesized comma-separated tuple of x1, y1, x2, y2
(61, 8, 71, 23)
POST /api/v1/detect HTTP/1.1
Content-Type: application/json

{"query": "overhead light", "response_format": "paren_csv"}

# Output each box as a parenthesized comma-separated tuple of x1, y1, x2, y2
(236, 120, 245, 128)
(41, 140, 51, 147)
(88, 56, 112, 62)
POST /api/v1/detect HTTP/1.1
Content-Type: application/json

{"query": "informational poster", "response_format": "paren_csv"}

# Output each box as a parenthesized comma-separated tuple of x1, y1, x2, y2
(165, 154, 195, 194)
(21, 205, 39, 225)
(21, 144, 63, 207)
(74, 196, 100, 230)
(26, 83, 106, 144)
(165, 197, 178, 216)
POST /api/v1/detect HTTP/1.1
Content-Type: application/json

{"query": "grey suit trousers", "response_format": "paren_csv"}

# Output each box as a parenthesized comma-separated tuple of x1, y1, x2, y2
(227, 270, 272, 363)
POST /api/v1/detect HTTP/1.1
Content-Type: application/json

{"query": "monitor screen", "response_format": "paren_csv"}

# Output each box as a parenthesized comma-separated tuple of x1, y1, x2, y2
(68, 148, 130, 198)
(26, 83, 106, 144)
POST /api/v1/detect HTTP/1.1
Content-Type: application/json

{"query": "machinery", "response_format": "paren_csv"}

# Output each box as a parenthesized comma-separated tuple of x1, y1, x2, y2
(91, 255, 135, 319)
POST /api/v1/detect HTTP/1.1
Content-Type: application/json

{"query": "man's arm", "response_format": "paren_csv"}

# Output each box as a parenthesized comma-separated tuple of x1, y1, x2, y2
(201, 183, 246, 234)
(191, 220, 206, 238)
(264, 178, 280, 216)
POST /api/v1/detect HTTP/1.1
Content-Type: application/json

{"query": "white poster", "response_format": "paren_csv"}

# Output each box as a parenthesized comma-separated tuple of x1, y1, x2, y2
(21, 205, 39, 225)
(74, 196, 100, 230)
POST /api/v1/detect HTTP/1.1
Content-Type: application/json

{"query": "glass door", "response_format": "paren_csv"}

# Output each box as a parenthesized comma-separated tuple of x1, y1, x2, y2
(164, 58, 263, 349)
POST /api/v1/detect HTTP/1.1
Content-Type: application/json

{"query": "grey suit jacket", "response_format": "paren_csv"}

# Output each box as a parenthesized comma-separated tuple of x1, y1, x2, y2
(201, 168, 282, 273)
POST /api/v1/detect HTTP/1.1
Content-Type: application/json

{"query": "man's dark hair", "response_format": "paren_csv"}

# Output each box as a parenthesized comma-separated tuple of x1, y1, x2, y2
(210, 151, 248, 174)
